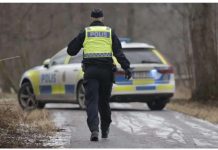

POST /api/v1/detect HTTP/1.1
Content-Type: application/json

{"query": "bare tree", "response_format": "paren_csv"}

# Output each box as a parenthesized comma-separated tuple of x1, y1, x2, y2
(0, 4, 54, 92)
(189, 4, 218, 101)
(127, 4, 135, 39)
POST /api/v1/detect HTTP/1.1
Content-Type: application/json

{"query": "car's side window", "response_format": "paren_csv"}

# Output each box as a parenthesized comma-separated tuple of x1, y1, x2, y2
(50, 49, 68, 66)
(69, 55, 83, 64)
(51, 55, 66, 66)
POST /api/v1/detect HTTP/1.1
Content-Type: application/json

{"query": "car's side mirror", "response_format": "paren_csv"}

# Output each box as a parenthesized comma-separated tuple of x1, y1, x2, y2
(43, 58, 50, 69)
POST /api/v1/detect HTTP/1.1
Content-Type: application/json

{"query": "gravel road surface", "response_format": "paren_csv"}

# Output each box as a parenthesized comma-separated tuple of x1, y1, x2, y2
(44, 103, 218, 148)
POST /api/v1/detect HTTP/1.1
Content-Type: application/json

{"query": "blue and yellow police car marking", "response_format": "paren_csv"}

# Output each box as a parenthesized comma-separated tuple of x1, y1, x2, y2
(153, 50, 168, 65)
(52, 84, 65, 94)
(114, 85, 135, 92)
(113, 84, 174, 92)
(154, 74, 170, 84)
(64, 55, 71, 64)
(115, 76, 132, 85)
(116, 81, 133, 85)
(115, 74, 169, 85)
(114, 73, 173, 92)
(155, 80, 170, 84)
(39, 84, 75, 95)
(25, 70, 40, 95)
(136, 85, 156, 91)
(115, 75, 132, 85)
(65, 84, 75, 94)
(156, 84, 174, 91)
(40, 85, 52, 94)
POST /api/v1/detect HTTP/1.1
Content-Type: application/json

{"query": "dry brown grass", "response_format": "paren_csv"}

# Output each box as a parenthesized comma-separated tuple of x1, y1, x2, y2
(167, 99, 218, 124)
(0, 93, 57, 148)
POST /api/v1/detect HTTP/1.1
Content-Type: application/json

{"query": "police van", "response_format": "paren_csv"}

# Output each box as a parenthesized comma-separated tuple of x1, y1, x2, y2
(18, 41, 175, 110)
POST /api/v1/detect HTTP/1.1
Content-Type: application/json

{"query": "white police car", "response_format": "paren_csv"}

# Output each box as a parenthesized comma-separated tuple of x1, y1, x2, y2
(18, 42, 175, 110)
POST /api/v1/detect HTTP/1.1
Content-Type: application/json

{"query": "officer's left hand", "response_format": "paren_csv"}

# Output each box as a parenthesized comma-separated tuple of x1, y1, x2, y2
(125, 68, 132, 80)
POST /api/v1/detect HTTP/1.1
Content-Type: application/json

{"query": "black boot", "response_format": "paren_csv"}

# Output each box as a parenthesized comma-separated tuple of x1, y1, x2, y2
(90, 131, 99, 141)
(102, 128, 109, 138)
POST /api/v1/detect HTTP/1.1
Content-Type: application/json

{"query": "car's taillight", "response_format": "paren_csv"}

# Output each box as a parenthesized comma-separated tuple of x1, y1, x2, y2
(157, 66, 174, 74)
(115, 71, 125, 76)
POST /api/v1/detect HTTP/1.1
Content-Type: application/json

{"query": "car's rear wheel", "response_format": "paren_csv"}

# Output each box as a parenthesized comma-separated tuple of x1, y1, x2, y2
(147, 99, 168, 110)
(18, 82, 38, 110)
(77, 81, 86, 109)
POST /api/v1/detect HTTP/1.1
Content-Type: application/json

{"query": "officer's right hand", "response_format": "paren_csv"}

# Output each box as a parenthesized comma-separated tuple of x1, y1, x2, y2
(125, 68, 132, 80)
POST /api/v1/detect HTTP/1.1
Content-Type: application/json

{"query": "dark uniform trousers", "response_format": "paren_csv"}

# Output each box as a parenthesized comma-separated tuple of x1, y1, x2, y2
(83, 65, 113, 132)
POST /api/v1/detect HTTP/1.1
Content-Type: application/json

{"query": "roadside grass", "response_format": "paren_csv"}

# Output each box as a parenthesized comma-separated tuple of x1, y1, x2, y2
(167, 99, 218, 124)
(0, 93, 57, 148)
(167, 85, 218, 124)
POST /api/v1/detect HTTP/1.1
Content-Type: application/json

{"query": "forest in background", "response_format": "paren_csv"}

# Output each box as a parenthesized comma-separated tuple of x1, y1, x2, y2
(1, 3, 218, 101)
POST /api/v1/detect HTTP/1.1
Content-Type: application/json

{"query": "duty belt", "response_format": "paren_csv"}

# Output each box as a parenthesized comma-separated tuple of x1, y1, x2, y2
(83, 53, 112, 58)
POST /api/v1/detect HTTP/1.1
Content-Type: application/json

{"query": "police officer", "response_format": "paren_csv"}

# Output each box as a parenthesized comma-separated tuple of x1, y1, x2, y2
(67, 8, 131, 141)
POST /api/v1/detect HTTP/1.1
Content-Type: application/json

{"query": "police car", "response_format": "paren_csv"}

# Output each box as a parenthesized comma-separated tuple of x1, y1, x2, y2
(18, 42, 175, 110)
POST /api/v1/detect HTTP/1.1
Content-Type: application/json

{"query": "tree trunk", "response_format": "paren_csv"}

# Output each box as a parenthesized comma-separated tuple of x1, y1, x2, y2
(127, 4, 135, 39)
(189, 4, 218, 101)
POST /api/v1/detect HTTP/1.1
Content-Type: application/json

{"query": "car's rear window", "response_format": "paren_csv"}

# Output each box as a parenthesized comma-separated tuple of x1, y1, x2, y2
(122, 48, 162, 64)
